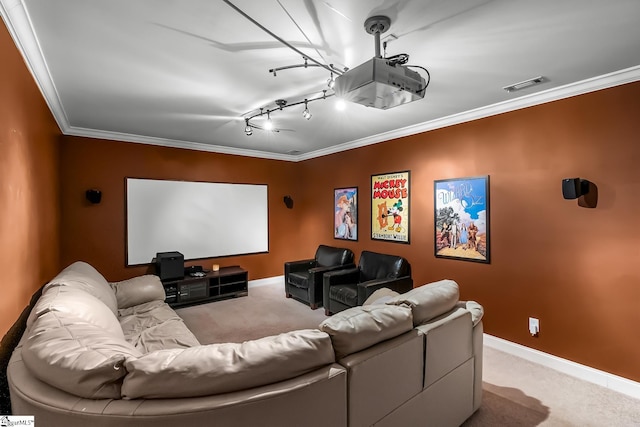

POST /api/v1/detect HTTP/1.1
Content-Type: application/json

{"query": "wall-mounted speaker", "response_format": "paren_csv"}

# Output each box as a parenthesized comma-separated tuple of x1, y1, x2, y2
(283, 195, 294, 209)
(562, 178, 590, 200)
(86, 189, 102, 204)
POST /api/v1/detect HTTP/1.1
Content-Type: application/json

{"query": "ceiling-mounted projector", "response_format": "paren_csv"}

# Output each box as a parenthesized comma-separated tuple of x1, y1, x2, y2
(334, 57, 426, 109)
(334, 15, 428, 110)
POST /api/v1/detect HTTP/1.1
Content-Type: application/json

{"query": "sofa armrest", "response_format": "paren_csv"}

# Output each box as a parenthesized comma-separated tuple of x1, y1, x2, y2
(110, 275, 166, 309)
(284, 259, 317, 277)
(461, 300, 484, 326)
(357, 276, 413, 305)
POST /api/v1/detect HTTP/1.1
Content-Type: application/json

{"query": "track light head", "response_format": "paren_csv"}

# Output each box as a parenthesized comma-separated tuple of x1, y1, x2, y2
(264, 112, 274, 131)
(244, 119, 253, 136)
(302, 99, 312, 120)
(327, 72, 335, 89)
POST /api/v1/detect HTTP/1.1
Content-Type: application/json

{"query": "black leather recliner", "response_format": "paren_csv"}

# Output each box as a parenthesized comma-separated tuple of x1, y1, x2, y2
(284, 245, 355, 309)
(323, 250, 413, 315)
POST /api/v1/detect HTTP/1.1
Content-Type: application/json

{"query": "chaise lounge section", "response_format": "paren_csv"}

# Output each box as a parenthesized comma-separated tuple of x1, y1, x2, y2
(7, 261, 483, 426)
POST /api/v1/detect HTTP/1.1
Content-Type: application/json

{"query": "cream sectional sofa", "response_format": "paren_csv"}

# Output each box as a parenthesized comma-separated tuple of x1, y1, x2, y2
(7, 261, 483, 426)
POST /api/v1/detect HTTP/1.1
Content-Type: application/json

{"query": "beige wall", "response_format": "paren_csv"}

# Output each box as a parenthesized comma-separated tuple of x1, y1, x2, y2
(3, 16, 640, 383)
(0, 24, 61, 337)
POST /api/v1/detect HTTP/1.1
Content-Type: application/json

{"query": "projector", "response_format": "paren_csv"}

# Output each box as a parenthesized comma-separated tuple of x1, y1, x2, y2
(334, 57, 426, 110)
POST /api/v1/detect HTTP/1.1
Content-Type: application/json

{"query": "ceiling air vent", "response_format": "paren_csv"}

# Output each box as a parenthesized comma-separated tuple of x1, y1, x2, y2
(502, 76, 546, 93)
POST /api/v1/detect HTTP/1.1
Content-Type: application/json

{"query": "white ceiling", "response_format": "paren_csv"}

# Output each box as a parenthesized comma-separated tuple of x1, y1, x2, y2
(2, 0, 640, 161)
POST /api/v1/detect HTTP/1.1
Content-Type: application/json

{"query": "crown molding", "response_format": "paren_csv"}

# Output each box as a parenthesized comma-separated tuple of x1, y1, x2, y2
(64, 126, 294, 161)
(1, 0, 69, 131)
(297, 65, 640, 161)
(3, 1, 640, 162)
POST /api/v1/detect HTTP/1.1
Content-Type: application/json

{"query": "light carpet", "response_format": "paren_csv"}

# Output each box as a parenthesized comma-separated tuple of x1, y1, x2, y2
(176, 281, 328, 344)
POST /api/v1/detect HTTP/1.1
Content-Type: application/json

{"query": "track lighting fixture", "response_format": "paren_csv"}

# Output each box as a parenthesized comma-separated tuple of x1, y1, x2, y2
(242, 92, 332, 135)
(327, 72, 335, 89)
(302, 100, 312, 120)
(264, 111, 273, 131)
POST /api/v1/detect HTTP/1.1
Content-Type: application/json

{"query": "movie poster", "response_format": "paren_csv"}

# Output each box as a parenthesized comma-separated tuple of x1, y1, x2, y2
(434, 176, 490, 263)
(371, 171, 410, 243)
(334, 187, 358, 241)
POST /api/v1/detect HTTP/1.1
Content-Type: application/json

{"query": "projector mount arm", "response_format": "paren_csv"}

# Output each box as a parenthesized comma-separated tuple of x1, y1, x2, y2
(365, 16, 392, 58)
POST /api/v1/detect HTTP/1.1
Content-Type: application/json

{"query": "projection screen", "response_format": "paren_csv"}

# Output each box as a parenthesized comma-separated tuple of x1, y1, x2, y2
(126, 178, 268, 265)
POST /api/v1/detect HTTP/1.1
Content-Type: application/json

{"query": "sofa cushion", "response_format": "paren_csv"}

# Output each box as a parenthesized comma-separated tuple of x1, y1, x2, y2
(110, 275, 166, 309)
(29, 285, 124, 339)
(121, 329, 334, 399)
(386, 279, 459, 326)
(363, 287, 400, 305)
(118, 300, 200, 352)
(21, 310, 142, 399)
(44, 261, 118, 315)
(319, 305, 413, 358)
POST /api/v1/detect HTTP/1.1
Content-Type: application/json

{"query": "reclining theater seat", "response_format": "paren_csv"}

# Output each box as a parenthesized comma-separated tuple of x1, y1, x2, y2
(323, 250, 413, 315)
(319, 279, 484, 426)
(284, 245, 355, 309)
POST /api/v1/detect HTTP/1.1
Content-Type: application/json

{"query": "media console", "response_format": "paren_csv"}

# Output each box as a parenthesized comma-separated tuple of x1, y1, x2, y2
(161, 266, 248, 308)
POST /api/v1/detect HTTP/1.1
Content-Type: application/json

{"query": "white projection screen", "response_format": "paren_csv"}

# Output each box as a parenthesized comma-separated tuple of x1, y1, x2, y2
(126, 178, 268, 265)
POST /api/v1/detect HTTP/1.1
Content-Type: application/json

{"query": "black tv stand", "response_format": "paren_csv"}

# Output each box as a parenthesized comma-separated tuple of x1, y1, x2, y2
(162, 266, 248, 308)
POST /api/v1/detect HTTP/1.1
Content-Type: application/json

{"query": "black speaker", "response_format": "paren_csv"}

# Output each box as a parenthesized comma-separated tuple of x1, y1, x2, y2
(562, 178, 580, 199)
(562, 178, 589, 200)
(155, 251, 184, 281)
(283, 195, 294, 209)
(86, 189, 102, 204)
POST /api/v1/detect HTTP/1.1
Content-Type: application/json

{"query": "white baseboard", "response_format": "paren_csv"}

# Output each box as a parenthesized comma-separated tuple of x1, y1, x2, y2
(484, 334, 640, 400)
(248, 275, 284, 288)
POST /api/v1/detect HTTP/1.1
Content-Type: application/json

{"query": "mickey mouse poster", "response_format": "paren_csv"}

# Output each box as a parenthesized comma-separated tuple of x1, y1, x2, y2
(371, 171, 410, 243)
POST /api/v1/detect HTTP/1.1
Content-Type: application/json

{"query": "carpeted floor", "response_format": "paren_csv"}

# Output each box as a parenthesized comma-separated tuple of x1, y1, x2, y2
(177, 280, 640, 426)
(176, 280, 328, 344)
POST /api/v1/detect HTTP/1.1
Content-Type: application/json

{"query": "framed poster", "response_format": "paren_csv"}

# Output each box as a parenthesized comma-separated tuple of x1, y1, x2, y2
(434, 175, 489, 263)
(371, 171, 410, 243)
(334, 187, 358, 241)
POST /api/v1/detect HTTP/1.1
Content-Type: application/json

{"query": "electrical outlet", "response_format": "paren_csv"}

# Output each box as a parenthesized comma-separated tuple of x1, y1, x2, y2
(529, 317, 540, 337)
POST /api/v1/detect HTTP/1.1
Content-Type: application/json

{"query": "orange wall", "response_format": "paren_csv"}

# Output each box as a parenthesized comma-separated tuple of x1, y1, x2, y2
(298, 82, 640, 382)
(59, 137, 301, 281)
(0, 24, 61, 337)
